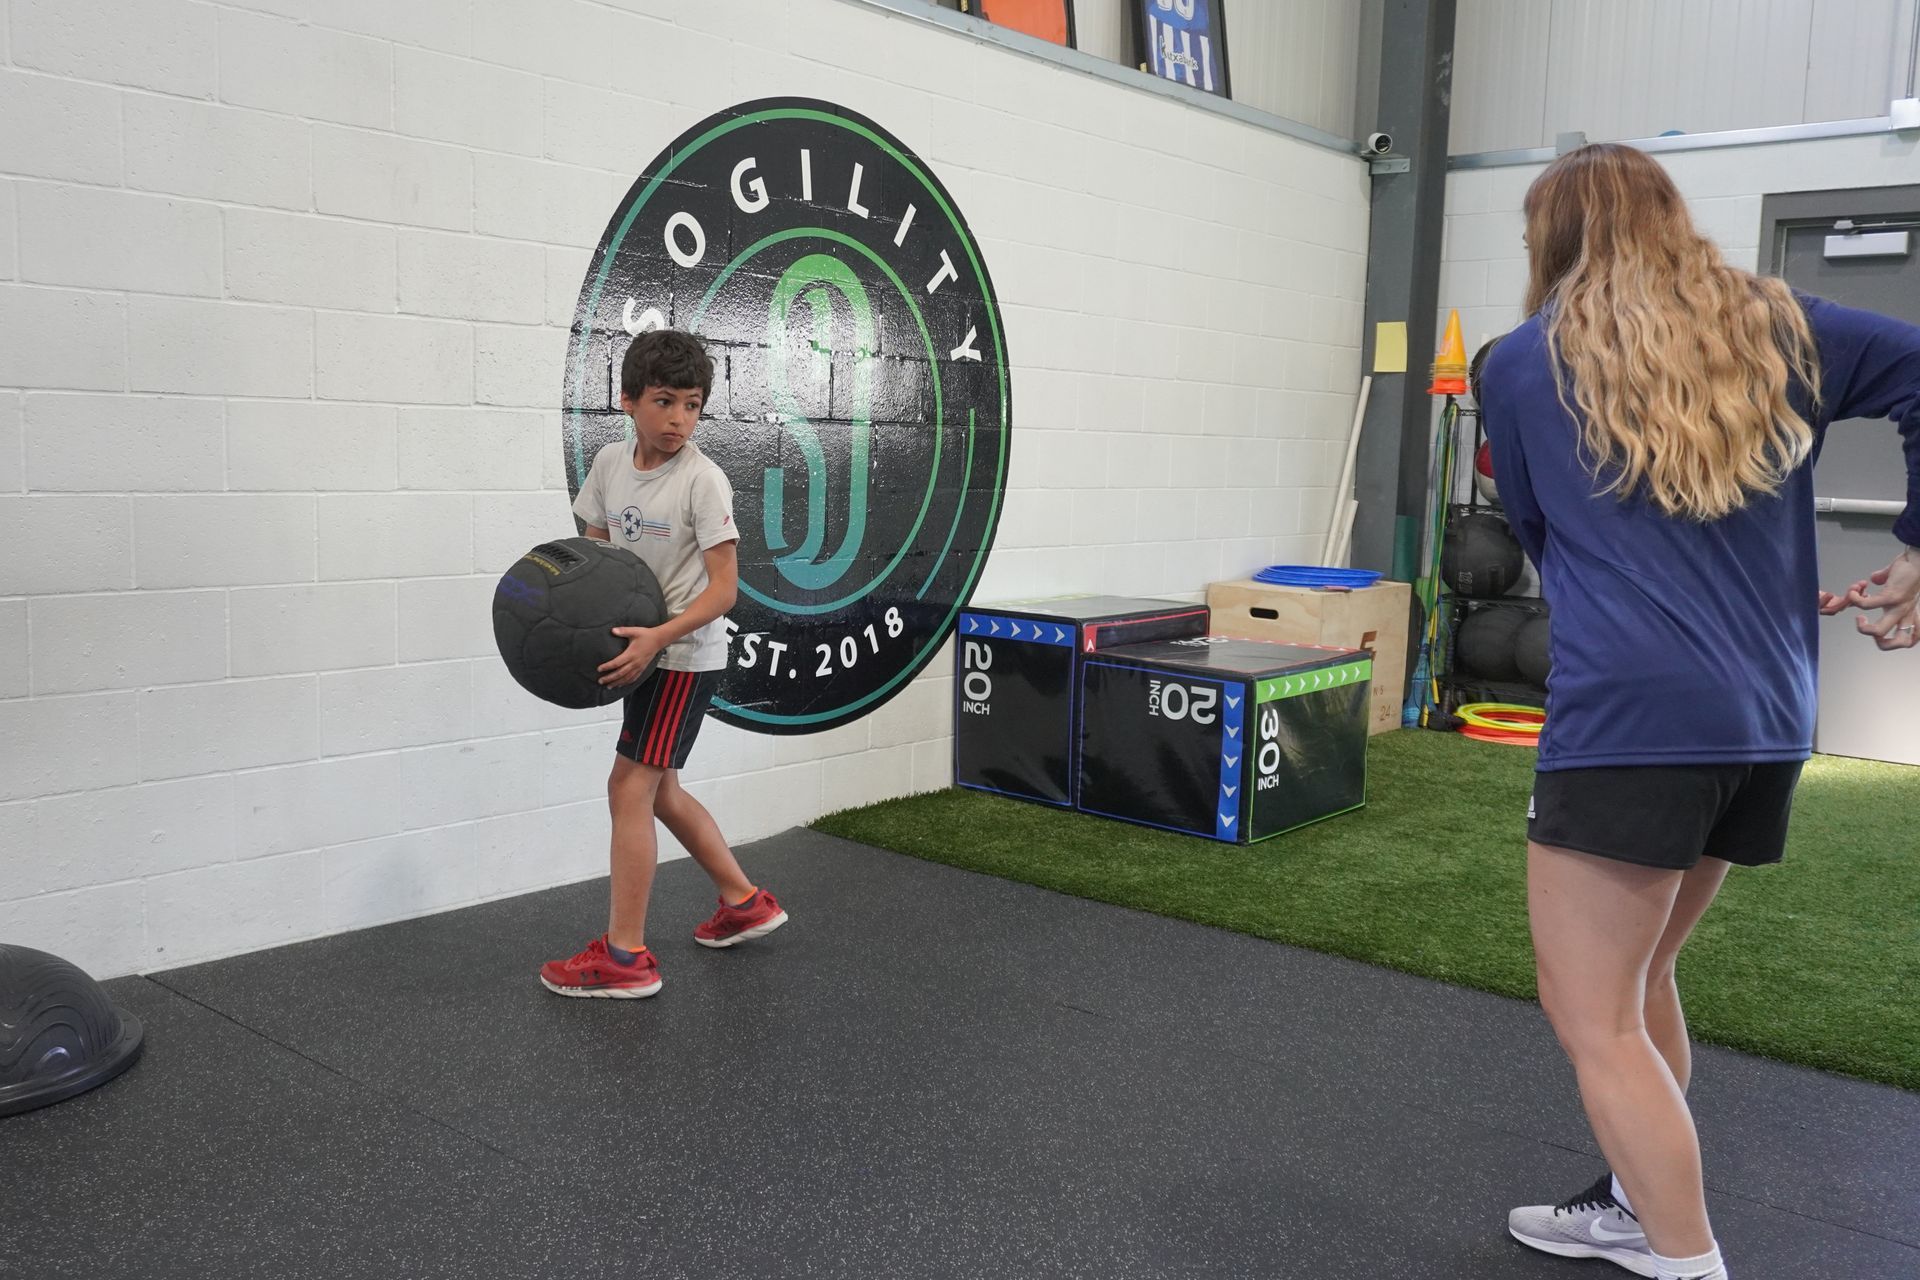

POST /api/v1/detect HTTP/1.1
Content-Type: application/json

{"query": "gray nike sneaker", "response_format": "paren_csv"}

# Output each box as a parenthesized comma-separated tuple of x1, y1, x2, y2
(1508, 1173, 1658, 1277)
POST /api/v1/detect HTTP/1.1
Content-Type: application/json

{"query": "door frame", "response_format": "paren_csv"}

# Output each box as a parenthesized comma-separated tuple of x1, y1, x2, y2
(1760, 184, 1920, 275)
(1760, 184, 1920, 765)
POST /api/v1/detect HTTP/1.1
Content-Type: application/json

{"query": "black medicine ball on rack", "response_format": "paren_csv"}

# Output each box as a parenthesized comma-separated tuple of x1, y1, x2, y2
(1515, 612, 1552, 686)
(1441, 511, 1525, 598)
(1468, 335, 1502, 403)
(1455, 606, 1526, 682)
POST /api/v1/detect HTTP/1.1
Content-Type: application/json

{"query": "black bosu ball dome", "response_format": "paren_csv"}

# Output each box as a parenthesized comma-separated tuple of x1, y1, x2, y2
(0, 944, 144, 1117)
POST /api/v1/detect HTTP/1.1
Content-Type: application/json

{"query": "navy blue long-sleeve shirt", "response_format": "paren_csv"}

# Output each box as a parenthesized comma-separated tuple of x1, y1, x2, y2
(1479, 295, 1920, 771)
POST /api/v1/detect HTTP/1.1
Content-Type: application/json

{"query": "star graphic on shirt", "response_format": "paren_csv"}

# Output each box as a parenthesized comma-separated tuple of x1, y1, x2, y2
(619, 506, 644, 541)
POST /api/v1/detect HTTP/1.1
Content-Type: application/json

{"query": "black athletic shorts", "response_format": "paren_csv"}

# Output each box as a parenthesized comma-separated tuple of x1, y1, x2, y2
(616, 669, 719, 769)
(1527, 762, 1805, 871)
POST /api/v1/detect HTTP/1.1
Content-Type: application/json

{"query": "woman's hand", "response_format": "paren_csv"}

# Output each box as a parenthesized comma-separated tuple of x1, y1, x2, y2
(598, 626, 666, 686)
(1821, 546, 1920, 650)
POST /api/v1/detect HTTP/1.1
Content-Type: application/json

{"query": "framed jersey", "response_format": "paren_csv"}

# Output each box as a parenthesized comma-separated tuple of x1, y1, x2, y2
(964, 0, 1075, 48)
(1130, 0, 1231, 99)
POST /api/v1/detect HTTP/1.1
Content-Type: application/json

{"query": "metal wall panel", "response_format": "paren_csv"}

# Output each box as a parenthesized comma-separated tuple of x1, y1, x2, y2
(1351, 0, 1387, 139)
(1069, 0, 1369, 139)
(1073, 0, 1128, 62)
(1805, 0, 1918, 121)
(1450, 0, 1917, 154)
(1449, 0, 1553, 155)
(1220, 0, 1360, 137)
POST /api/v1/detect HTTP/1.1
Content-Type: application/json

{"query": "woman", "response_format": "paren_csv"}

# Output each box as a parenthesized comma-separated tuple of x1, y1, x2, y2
(1478, 143, 1920, 1280)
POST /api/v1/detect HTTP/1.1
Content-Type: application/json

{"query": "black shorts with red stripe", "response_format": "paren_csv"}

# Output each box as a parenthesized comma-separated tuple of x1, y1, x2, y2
(616, 669, 719, 769)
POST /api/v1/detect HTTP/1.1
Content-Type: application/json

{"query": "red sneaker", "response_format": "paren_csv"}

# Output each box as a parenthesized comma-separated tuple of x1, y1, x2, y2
(694, 889, 789, 949)
(539, 936, 662, 999)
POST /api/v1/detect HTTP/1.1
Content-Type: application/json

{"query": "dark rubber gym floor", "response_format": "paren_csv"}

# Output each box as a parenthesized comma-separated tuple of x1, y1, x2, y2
(6, 829, 1916, 1280)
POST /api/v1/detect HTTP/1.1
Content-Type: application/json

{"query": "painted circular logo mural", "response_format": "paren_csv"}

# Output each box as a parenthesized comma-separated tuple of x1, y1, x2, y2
(563, 98, 1011, 735)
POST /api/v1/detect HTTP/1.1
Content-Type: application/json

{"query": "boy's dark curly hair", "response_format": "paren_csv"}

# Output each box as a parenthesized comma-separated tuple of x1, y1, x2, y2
(620, 329, 714, 401)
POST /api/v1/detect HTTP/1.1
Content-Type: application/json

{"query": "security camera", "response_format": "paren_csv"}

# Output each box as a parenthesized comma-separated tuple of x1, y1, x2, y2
(1361, 132, 1394, 157)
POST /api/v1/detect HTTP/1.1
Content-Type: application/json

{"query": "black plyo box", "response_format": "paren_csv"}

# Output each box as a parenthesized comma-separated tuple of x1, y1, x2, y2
(1078, 637, 1372, 843)
(953, 596, 1210, 807)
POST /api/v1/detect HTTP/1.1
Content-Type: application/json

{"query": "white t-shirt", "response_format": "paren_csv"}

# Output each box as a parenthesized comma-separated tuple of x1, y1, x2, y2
(571, 439, 738, 672)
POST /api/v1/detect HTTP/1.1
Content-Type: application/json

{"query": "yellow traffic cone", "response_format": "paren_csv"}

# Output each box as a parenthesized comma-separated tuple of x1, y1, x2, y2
(1428, 309, 1468, 396)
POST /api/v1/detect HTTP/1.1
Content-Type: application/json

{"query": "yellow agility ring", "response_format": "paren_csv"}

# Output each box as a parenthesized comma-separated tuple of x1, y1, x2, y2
(1456, 702, 1544, 745)
(1456, 702, 1545, 731)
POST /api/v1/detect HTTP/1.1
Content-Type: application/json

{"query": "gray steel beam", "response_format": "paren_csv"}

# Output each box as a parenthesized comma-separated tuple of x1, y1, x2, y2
(1350, 0, 1457, 579)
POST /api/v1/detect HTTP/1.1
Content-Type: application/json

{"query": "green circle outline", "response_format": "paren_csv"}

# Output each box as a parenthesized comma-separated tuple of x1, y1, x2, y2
(564, 102, 1009, 730)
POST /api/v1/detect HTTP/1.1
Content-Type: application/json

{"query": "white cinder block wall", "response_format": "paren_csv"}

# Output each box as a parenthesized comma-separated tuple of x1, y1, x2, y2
(0, 0, 1368, 977)
(1440, 131, 1920, 347)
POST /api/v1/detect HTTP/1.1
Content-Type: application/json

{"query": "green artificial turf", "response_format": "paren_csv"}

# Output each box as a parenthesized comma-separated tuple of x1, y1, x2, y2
(814, 731, 1920, 1091)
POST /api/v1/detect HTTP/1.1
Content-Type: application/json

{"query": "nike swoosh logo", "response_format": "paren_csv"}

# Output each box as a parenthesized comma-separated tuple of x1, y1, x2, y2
(1589, 1221, 1647, 1244)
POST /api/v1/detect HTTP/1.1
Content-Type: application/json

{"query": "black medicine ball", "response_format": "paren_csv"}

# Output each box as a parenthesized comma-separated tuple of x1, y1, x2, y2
(492, 538, 669, 709)
(1469, 335, 1502, 403)
(1455, 607, 1526, 682)
(1441, 511, 1524, 598)
(1515, 614, 1552, 686)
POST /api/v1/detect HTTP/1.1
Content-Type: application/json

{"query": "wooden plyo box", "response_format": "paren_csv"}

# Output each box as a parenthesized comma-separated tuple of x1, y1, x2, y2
(1204, 579, 1412, 735)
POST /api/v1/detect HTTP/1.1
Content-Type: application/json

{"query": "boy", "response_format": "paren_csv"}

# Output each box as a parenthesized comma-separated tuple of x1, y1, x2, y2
(540, 329, 787, 999)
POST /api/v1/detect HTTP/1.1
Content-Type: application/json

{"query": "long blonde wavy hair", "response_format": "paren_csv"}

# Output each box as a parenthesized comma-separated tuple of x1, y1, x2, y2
(1524, 144, 1820, 520)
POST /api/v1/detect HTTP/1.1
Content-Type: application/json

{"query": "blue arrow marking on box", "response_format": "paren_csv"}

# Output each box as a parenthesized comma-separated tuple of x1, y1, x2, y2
(958, 614, 1076, 647)
(1218, 682, 1246, 841)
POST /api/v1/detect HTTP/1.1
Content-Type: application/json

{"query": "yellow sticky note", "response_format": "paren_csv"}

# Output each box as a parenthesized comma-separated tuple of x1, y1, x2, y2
(1373, 322, 1408, 373)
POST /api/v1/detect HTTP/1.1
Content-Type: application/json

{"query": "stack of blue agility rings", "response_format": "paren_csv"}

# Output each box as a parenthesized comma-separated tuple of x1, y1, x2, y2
(1253, 565, 1383, 590)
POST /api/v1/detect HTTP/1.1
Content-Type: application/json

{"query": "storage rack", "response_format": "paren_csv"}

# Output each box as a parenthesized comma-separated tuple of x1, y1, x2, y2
(1435, 398, 1548, 718)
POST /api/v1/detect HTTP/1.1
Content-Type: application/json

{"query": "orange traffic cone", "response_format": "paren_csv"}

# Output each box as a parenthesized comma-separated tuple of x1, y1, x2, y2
(1428, 309, 1468, 396)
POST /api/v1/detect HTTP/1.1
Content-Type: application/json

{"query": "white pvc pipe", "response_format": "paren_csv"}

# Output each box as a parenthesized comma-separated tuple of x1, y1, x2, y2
(1815, 497, 1904, 515)
(1321, 375, 1373, 567)
(1329, 497, 1360, 568)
